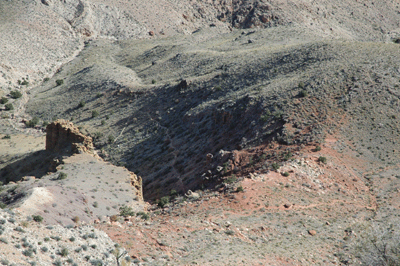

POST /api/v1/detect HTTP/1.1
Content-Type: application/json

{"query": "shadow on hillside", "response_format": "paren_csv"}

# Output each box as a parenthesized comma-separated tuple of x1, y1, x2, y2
(0, 150, 60, 184)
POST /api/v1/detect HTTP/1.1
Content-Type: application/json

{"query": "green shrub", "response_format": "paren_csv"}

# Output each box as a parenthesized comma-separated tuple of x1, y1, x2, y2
(151, 79, 156, 84)
(108, 135, 115, 144)
(314, 145, 322, 152)
(55, 79, 64, 86)
(59, 247, 68, 257)
(78, 100, 86, 108)
(260, 113, 270, 122)
(22, 248, 35, 257)
(283, 151, 292, 161)
(119, 206, 135, 217)
(41, 246, 48, 252)
(57, 172, 67, 180)
(0, 97, 8, 104)
(26, 117, 39, 128)
(14, 226, 25, 233)
(21, 80, 29, 86)
(318, 156, 327, 164)
(298, 81, 305, 88)
(10, 90, 22, 99)
(170, 189, 178, 197)
(225, 230, 235, 236)
(32, 215, 43, 223)
(136, 211, 150, 220)
(1, 135, 10, 140)
(299, 90, 308, 97)
(4, 103, 13, 111)
(282, 172, 290, 177)
(157, 196, 170, 208)
(224, 175, 237, 184)
(271, 163, 280, 170)
(43, 77, 50, 82)
(91, 110, 99, 118)
(236, 186, 244, 192)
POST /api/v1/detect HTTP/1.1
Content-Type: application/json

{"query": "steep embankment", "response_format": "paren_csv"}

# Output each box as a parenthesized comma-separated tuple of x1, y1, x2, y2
(26, 29, 400, 199)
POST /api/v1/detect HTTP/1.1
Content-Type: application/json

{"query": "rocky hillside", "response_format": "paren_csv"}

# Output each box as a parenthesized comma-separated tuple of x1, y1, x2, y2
(1, 0, 400, 265)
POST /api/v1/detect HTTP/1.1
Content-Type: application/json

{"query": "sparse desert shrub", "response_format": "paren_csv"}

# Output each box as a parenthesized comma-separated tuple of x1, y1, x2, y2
(22, 248, 35, 257)
(0, 237, 8, 244)
(314, 145, 322, 152)
(236, 186, 244, 192)
(151, 79, 156, 84)
(90, 260, 103, 266)
(1, 135, 10, 140)
(43, 77, 50, 82)
(224, 175, 237, 184)
(110, 215, 118, 222)
(283, 151, 292, 161)
(260, 112, 271, 122)
(78, 100, 86, 108)
(57, 172, 67, 180)
(14, 226, 25, 233)
(91, 110, 99, 118)
(10, 90, 22, 99)
(59, 247, 68, 257)
(318, 156, 327, 164)
(26, 117, 39, 128)
(157, 196, 170, 208)
(108, 135, 115, 144)
(32, 215, 43, 223)
(72, 216, 80, 223)
(0, 97, 8, 104)
(4, 103, 13, 111)
(41, 246, 48, 252)
(299, 90, 308, 97)
(51, 236, 61, 241)
(1, 259, 9, 265)
(282, 172, 290, 177)
(119, 206, 135, 217)
(271, 163, 280, 170)
(225, 230, 235, 236)
(0, 202, 6, 209)
(346, 223, 400, 266)
(55, 79, 64, 86)
(298, 81, 305, 88)
(170, 189, 178, 197)
(136, 211, 150, 220)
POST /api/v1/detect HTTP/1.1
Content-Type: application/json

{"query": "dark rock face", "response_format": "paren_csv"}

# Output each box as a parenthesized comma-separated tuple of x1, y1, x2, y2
(46, 119, 93, 153)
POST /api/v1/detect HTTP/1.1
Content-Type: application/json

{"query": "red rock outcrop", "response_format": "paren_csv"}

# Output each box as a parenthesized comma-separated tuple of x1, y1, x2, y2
(46, 120, 94, 154)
